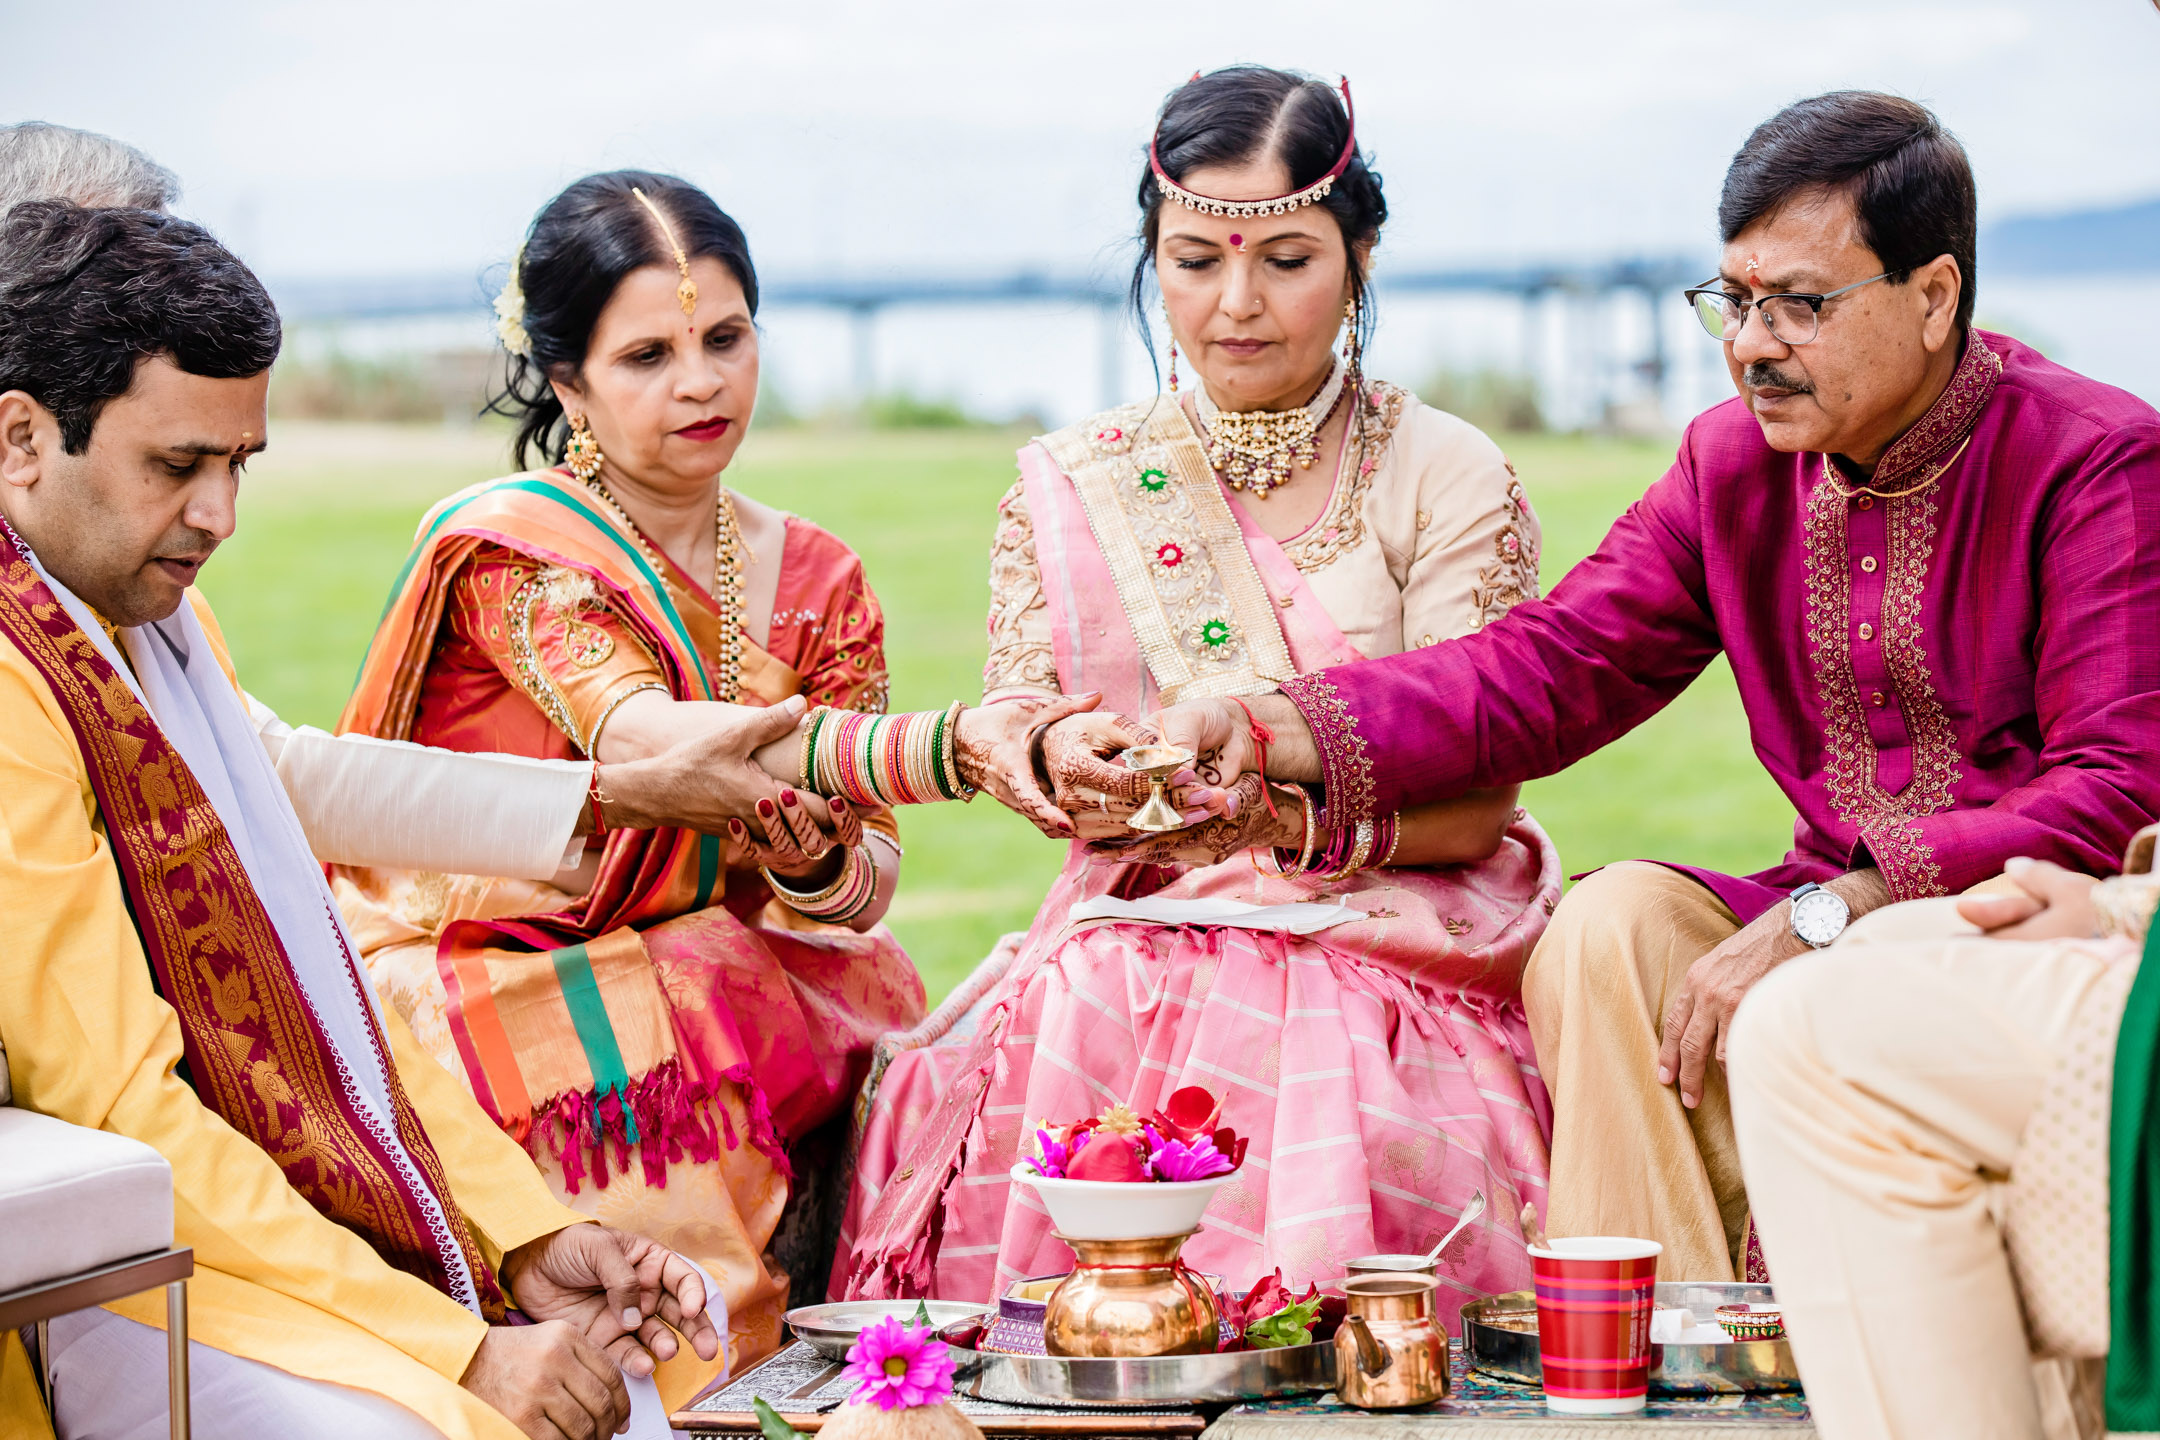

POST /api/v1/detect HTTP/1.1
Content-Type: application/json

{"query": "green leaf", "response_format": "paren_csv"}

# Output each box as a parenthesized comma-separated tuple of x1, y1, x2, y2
(1244, 1296, 1324, 1350)
(753, 1396, 809, 1440)
(913, 1299, 933, 1329)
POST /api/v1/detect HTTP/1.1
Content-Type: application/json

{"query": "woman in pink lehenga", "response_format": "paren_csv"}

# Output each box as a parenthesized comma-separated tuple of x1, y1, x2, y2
(837, 66, 1562, 1323)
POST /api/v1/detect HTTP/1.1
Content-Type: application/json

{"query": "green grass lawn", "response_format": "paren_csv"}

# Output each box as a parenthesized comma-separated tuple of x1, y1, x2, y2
(205, 422, 1795, 1003)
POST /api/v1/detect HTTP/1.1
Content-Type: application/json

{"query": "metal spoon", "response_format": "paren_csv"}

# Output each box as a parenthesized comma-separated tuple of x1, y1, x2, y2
(1423, 1188, 1488, 1264)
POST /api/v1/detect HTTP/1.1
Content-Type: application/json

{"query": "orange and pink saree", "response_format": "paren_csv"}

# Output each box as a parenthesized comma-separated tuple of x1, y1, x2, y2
(335, 468, 924, 1369)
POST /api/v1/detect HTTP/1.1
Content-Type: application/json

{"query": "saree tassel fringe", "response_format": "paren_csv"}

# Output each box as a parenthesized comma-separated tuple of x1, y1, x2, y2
(523, 1057, 797, 1194)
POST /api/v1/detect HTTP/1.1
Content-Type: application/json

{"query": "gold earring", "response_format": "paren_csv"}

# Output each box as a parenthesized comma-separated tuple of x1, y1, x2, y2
(1342, 293, 1364, 381)
(566, 413, 604, 483)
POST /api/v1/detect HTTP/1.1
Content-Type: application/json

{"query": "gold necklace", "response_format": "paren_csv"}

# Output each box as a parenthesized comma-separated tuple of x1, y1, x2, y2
(583, 472, 747, 702)
(1194, 360, 1347, 498)
(1821, 434, 1974, 502)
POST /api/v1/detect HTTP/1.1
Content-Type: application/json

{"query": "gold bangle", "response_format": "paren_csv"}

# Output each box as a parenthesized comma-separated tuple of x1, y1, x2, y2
(1379, 813, 1403, 869)
(942, 699, 976, 800)
(797, 704, 833, 789)
(762, 845, 852, 906)
(586, 680, 668, 759)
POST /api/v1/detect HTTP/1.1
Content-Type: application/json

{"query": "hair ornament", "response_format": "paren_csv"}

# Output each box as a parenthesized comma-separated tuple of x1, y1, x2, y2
(630, 185, 698, 320)
(493, 241, 532, 358)
(1151, 76, 1356, 220)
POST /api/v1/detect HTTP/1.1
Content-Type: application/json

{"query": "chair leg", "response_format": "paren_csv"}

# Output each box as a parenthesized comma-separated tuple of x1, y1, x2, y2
(165, 1280, 190, 1440)
(33, 1318, 51, 1411)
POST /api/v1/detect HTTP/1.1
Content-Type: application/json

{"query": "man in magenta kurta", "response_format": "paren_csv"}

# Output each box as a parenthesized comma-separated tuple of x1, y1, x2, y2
(1149, 92, 2160, 1280)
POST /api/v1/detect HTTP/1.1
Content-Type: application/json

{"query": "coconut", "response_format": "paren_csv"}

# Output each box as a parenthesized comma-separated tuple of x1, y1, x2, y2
(818, 1398, 985, 1440)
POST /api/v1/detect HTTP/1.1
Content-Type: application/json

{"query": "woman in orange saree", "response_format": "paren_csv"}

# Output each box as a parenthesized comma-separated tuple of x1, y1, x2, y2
(334, 171, 925, 1374)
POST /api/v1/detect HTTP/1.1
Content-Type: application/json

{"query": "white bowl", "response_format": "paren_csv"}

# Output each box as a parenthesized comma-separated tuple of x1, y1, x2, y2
(1009, 1162, 1235, 1240)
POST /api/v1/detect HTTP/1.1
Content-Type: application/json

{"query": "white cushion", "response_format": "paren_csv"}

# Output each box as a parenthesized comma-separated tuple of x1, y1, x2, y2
(0, 1108, 173, 1293)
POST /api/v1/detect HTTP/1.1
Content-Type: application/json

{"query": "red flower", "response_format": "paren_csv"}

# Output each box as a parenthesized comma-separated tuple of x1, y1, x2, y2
(1150, 1085, 1246, 1170)
(1064, 1131, 1150, 1182)
(1156, 541, 1186, 568)
(1151, 1086, 1222, 1143)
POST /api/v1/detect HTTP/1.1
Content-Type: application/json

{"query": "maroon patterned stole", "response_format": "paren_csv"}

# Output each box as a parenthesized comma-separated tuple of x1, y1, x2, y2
(0, 527, 504, 1315)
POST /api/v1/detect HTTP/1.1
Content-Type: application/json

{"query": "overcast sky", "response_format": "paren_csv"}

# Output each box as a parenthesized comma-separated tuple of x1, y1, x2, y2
(8, 0, 2158, 286)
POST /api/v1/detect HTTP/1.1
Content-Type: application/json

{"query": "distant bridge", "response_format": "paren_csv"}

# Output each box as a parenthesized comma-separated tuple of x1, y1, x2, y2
(269, 257, 1705, 417)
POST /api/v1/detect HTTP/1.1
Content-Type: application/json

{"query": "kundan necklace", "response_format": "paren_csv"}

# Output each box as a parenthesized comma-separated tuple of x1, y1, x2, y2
(583, 472, 748, 702)
(1194, 360, 1348, 498)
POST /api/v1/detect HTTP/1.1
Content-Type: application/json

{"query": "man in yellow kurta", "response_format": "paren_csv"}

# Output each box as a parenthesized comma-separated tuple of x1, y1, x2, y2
(0, 203, 724, 1438)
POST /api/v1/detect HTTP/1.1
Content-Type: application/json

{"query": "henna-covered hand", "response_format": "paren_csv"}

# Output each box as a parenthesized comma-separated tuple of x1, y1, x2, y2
(958, 693, 1142, 838)
(725, 787, 855, 878)
(1082, 773, 1294, 867)
(1146, 697, 1265, 818)
(1039, 710, 1160, 816)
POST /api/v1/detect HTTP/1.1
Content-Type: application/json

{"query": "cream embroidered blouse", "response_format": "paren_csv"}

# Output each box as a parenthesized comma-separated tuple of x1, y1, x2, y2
(984, 383, 1542, 699)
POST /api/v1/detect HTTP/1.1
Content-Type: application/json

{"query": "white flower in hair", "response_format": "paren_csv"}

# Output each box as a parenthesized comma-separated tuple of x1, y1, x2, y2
(494, 243, 532, 358)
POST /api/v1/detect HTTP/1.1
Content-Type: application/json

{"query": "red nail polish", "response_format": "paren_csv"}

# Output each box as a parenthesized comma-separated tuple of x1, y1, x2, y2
(831, 796, 849, 812)
(756, 798, 776, 818)
(781, 788, 797, 806)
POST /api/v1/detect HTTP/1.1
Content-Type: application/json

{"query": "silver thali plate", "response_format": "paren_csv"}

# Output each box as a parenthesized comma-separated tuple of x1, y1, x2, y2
(783, 1300, 992, 1362)
(955, 1341, 1338, 1410)
(1461, 1283, 1802, 1396)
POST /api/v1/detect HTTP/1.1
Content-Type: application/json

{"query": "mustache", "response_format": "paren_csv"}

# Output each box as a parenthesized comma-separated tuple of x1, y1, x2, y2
(1743, 361, 1813, 394)
(154, 526, 223, 564)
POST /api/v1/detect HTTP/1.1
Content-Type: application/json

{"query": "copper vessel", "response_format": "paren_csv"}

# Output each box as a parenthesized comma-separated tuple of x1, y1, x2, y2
(1336, 1274, 1449, 1409)
(1042, 1231, 1219, 1357)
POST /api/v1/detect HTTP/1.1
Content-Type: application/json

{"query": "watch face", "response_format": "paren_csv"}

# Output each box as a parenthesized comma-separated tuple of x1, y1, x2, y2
(1792, 890, 1848, 946)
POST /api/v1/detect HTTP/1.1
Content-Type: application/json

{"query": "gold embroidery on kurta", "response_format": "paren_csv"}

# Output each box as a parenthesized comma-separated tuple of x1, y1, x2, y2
(1802, 478, 1962, 900)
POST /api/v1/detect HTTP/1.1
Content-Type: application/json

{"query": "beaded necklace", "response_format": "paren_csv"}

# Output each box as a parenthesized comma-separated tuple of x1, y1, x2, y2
(1193, 360, 1347, 498)
(583, 473, 748, 703)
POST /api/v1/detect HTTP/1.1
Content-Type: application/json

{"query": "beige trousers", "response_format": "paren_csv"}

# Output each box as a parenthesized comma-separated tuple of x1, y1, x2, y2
(1525, 862, 1749, 1281)
(1727, 898, 2129, 1440)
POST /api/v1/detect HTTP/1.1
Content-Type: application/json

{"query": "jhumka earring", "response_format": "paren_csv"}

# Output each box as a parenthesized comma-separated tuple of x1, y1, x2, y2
(566, 413, 604, 483)
(1341, 292, 1364, 384)
(1164, 303, 1180, 395)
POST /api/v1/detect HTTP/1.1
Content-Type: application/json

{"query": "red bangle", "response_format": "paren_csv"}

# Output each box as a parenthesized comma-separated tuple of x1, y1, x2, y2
(587, 766, 609, 836)
(1228, 696, 1276, 818)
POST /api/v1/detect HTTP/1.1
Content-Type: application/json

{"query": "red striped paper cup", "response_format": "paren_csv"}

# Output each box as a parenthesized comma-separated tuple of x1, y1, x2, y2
(1529, 1236, 1662, 1414)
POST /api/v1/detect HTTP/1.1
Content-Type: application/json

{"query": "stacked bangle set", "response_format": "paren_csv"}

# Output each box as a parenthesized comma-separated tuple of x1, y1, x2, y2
(1265, 784, 1400, 881)
(762, 845, 879, 924)
(798, 702, 977, 807)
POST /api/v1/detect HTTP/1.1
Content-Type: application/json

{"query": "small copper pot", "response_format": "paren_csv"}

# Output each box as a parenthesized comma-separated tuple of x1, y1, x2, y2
(1042, 1231, 1219, 1357)
(1336, 1274, 1449, 1409)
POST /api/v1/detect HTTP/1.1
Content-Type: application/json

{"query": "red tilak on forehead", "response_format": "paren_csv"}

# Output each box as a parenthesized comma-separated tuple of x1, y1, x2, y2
(1230, 233, 1244, 250)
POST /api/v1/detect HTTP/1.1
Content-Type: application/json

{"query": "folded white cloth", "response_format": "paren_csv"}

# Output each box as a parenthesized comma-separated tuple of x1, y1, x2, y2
(1066, 895, 1360, 934)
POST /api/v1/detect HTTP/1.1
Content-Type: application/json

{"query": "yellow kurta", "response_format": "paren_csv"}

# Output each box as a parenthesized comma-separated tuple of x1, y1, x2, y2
(0, 592, 592, 1439)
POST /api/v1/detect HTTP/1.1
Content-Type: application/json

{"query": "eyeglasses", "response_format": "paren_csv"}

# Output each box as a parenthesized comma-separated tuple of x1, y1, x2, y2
(1683, 272, 1892, 345)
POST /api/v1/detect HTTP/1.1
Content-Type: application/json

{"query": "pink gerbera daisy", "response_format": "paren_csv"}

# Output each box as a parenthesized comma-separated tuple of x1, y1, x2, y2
(842, 1318, 956, 1412)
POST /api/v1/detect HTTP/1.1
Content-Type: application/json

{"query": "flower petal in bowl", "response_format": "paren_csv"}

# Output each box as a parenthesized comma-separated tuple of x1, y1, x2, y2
(1009, 1162, 1235, 1240)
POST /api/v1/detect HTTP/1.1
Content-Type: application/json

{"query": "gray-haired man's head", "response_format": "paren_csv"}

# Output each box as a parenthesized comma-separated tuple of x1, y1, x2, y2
(0, 122, 178, 213)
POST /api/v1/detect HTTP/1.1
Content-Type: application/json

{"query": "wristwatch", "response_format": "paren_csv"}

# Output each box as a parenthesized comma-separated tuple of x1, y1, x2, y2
(1788, 882, 1851, 949)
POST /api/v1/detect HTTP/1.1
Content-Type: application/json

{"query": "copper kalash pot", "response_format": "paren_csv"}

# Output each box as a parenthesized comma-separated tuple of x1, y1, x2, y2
(1336, 1274, 1449, 1408)
(1042, 1230, 1220, 1357)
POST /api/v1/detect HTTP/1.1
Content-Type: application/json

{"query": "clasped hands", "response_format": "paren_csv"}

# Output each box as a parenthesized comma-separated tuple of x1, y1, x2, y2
(461, 1223, 720, 1440)
(600, 688, 1296, 870)
(952, 692, 1294, 865)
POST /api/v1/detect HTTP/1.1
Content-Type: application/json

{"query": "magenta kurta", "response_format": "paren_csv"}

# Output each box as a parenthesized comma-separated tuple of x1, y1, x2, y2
(1285, 332, 2160, 919)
